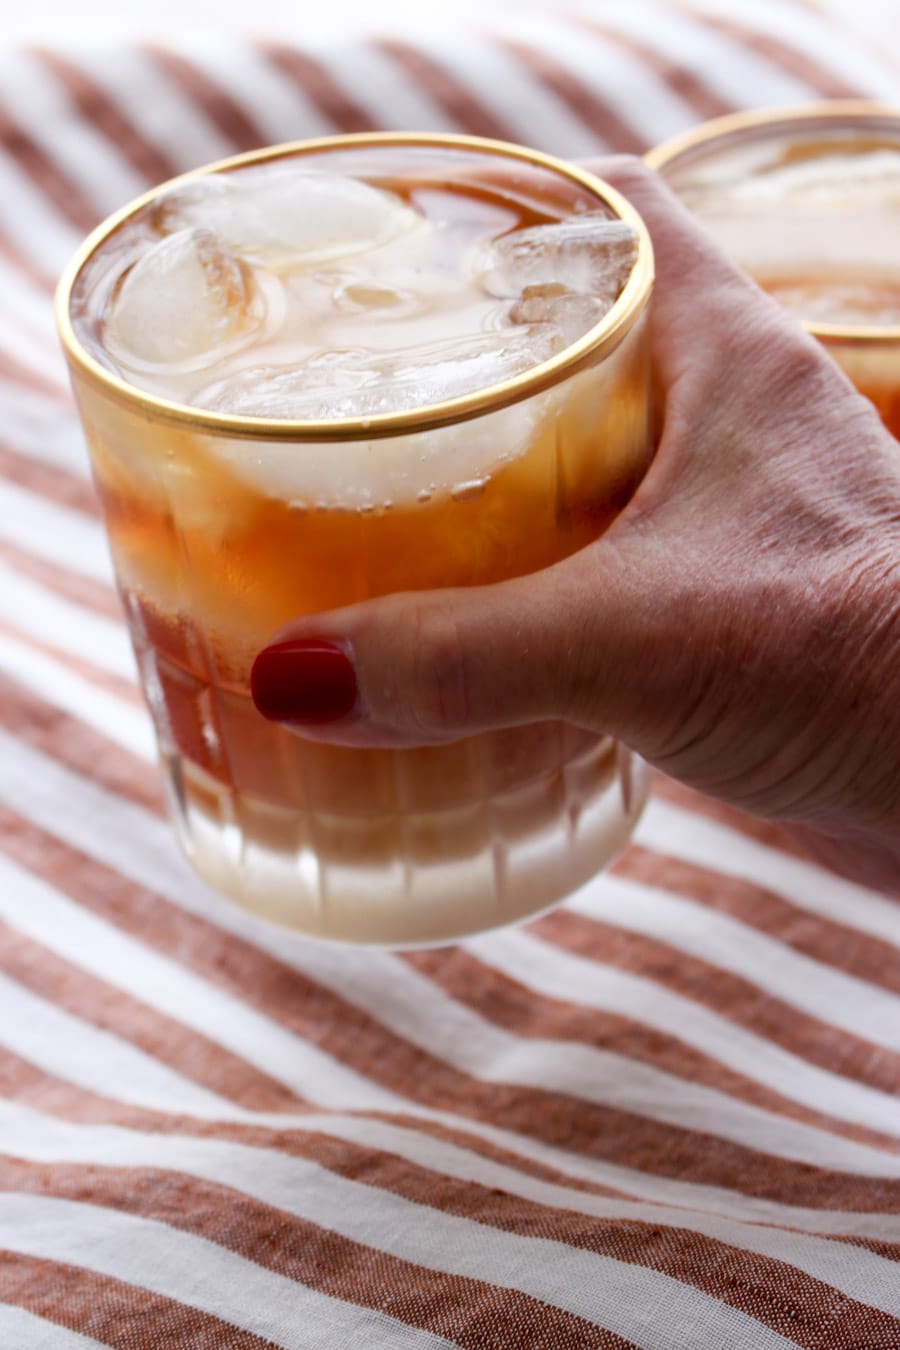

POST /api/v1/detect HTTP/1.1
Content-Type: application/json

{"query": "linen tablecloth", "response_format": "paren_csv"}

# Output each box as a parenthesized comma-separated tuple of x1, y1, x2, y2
(1, 2, 899, 1345)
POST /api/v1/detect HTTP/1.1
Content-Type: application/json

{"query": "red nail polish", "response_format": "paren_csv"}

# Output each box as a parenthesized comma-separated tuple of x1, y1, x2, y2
(251, 640, 358, 725)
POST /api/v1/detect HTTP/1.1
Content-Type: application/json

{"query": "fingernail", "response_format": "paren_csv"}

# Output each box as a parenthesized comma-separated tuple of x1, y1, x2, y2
(251, 639, 358, 725)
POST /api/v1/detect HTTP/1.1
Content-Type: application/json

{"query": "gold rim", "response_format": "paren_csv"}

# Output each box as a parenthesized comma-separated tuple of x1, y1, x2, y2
(646, 100, 900, 344)
(56, 131, 654, 443)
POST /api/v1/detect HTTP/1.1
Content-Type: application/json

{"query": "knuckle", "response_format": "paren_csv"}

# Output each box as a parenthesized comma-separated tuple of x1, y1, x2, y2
(407, 600, 472, 737)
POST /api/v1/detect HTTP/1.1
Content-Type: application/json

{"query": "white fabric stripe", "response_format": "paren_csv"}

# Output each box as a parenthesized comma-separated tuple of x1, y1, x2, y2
(0, 851, 405, 1115)
(0, 312, 68, 390)
(0, 149, 81, 276)
(0, 1184, 804, 1350)
(3, 731, 898, 1236)
(5, 1100, 900, 1322)
(0, 52, 145, 216)
(174, 39, 334, 143)
(686, 0, 900, 98)
(68, 46, 234, 172)
(278, 943, 900, 1177)
(0, 970, 237, 1117)
(0, 382, 88, 476)
(405, 30, 604, 154)
(0, 1195, 457, 1350)
(636, 797, 900, 948)
(491, 12, 699, 144)
(0, 1305, 106, 1350)
(566, 872, 900, 1053)
(580, 2, 818, 107)
(312, 41, 464, 132)
(0, 561, 135, 679)
(0, 478, 113, 583)
(0, 252, 57, 343)
(0, 632, 153, 762)
(468, 926, 900, 1136)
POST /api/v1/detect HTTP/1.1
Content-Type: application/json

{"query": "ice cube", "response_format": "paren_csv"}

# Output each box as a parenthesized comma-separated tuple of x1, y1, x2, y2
(203, 383, 554, 510)
(373, 329, 562, 412)
(104, 227, 266, 370)
(509, 283, 609, 347)
(478, 212, 638, 307)
(155, 167, 421, 267)
(196, 350, 380, 420)
(195, 328, 560, 420)
(720, 148, 900, 207)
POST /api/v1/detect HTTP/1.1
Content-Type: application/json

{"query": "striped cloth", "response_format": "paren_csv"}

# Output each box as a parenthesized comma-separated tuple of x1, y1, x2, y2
(2, 3, 900, 1347)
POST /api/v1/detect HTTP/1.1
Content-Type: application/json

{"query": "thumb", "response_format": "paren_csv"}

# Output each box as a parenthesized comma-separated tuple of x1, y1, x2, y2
(249, 536, 667, 748)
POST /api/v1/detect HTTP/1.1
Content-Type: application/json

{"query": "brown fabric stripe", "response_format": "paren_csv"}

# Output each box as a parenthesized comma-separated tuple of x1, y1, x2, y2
(572, 16, 735, 120)
(0, 917, 306, 1115)
(618, 838, 900, 995)
(4, 1135, 900, 1348)
(374, 39, 516, 140)
(189, 1134, 900, 1350)
(0, 1250, 282, 1350)
(678, 4, 865, 98)
(0, 674, 162, 813)
(0, 1042, 633, 1214)
(0, 438, 101, 517)
(0, 1047, 194, 1130)
(0, 1159, 642, 1350)
(0, 615, 141, 708)
(32, 49, 179, 187)
(143, 45, 270, 153)
(533, 905, 900, 1100)
(254, 1145, 900, 1350)
(259, 42, 376, 132)
(0, 541, 122, 621)
(4, 1046, 898, 1273)
(494, 37, 645, 153)
(406, 946, 900, 1154)
(0, 344, 69, 401)
(2, 745, 898, 1213)
(0, 104, 97, 233)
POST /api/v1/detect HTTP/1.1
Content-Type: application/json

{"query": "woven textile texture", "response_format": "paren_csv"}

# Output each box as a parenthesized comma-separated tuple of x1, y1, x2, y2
(1, 2, 899, 1346)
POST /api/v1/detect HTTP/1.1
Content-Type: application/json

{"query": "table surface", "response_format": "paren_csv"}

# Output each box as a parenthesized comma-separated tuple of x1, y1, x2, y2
(1, 3, 899, 1347)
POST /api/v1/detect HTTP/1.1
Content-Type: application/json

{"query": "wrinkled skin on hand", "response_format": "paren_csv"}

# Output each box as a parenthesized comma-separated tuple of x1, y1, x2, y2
(257, 157, 900, 895)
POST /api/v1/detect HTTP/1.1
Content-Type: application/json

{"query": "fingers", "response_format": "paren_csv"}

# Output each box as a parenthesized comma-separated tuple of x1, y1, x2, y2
(250, 536, 658, 749)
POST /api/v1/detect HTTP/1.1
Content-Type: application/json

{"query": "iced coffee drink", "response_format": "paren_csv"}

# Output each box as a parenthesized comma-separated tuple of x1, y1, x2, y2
(649, 104, 900, 438)
(58, 135, 653, 945)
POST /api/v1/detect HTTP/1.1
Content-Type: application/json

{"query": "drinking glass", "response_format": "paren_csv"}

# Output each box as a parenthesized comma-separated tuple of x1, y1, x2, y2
(57, 133, 654, 945)
(648, 102, 900, 437)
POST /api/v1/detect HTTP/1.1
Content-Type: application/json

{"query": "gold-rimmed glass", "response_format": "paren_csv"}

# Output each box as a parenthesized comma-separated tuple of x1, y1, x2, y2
(57, 133, 654, 946)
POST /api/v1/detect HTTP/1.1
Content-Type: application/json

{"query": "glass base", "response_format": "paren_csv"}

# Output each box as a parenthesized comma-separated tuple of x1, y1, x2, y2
(163, 745, 648, 947)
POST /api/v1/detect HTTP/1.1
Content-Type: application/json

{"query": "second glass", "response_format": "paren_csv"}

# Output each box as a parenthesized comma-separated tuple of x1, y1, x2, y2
(648, 102, 900, 438)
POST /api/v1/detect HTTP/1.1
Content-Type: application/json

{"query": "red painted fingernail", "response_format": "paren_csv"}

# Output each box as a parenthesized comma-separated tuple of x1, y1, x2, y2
(251, 640, 358, 725)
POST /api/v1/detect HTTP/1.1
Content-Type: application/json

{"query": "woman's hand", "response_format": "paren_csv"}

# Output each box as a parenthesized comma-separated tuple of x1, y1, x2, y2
(251, 156, 900, 893)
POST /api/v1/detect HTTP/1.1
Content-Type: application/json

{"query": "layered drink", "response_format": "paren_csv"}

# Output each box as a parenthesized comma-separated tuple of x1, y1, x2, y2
(58, 135, 653, 945)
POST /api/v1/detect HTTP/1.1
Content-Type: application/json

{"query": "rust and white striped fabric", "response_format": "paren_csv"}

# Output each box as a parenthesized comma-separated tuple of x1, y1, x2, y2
(2, 3, 900, 1346)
